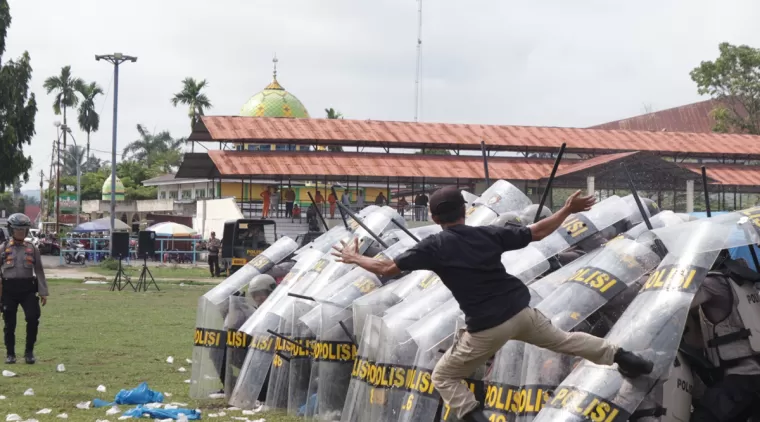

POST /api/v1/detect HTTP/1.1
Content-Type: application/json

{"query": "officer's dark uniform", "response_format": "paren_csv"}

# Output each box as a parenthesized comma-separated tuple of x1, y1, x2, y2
(1, 219, 48, 364)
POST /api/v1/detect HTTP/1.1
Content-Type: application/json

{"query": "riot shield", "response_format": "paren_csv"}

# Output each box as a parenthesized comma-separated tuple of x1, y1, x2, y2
(465, 180, 533, 227)
(190, 236, 297, 399)
(224, 296, 257, 401)
(501, 195, 631, 283)
(293, 206, 378, 258)
(265, 316, 292, 410)
(462, 190, 479, 208)
(531, 209, 760, 422)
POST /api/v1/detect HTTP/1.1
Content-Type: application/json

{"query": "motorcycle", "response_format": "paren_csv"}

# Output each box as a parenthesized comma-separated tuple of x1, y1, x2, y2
(64, 242, 86, 265)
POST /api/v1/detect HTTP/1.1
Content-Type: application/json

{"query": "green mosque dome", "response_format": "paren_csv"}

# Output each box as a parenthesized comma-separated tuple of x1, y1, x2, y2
(102, 175, 125, 201)
(240, 58, 310, 119)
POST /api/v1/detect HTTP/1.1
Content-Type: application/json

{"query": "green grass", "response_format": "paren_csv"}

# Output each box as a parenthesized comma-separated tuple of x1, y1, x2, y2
(89, 264, 213, 280)
(0, 279, 299, 422)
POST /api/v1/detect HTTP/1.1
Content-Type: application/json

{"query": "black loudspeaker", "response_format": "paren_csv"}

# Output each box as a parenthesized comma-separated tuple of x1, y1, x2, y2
(111, 231, 131, 259)
(138, 230, 156, 258)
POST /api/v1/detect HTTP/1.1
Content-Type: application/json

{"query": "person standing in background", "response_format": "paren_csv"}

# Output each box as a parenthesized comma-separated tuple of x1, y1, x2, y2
(356, 191, 365, 210)
(375, 192, 387, 206)
(328, 191, 337, 219)
(342, 190, 350, 207)
(207, 231, 221, 278)
(285, 187, 296, 218)
(314, 190, 324, 216)
(260, 187, 272, 218)
(270, 187, 280, 218)
(397, 196, 409, 217)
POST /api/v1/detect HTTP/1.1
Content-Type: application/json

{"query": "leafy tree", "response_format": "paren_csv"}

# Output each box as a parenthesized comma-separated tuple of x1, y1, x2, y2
(22, 194, 38, 205)
(171, 77, 211, 153)
(325, 108, 344, 152)
(60, 144, 85, 176)
(122, 124, 185, 168)
(0, 0, 36, 191)
(690, 42, 760, 134)
(82, 154, 104, 173)
(415, 148, 451, 155)
(43, 65, 82, 147)
(76, 81, 103, 156)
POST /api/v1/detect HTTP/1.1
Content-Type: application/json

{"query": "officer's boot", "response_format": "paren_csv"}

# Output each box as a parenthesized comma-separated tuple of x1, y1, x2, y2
(5, 353, 16, 364)
(614, 348, 653, 377)
(24, 349, 35, 364)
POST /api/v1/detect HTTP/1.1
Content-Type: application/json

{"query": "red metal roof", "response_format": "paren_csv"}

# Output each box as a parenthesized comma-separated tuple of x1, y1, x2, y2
(553, 152, 639, 177)
(589, 99, 724, 133)
(207, 150, 555, 181)
(190, 115, 760, 158)
(682, 164, 760, 187)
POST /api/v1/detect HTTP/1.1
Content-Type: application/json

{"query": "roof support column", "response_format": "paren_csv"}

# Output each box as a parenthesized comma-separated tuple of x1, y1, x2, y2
(686, 180, 695, 213)
(586, 176, 595, 197)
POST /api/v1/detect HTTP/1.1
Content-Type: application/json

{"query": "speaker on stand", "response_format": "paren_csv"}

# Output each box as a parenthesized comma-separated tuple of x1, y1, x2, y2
(109, 231, 135, 292)
(136, 230, 159, 292)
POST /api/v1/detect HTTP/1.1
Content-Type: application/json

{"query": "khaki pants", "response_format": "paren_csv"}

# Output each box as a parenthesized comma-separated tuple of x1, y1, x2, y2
(431, 307, 619, 419)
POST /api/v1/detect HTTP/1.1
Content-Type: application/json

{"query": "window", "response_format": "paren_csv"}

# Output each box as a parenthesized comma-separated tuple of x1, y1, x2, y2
(195, 189, 205, 198)
(169, 191, 178, 199)
(182, 190, 192, 199)
(159, 191, 166, 199)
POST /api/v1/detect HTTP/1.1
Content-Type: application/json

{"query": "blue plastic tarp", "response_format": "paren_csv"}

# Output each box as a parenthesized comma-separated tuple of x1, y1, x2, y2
(93, 382, 164, 408)
(123, 405, 202, 420)
(689, 211, 760, 271)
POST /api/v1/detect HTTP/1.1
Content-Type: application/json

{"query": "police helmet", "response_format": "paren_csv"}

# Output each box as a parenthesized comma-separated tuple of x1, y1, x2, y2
(518, 204, 553, 225)
(492, 211, 523, 228)
(248, 274, 277, 307)
(7, 213, 31, 231)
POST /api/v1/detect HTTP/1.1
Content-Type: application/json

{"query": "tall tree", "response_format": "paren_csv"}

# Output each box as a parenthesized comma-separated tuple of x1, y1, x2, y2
(60, 144, 85, 177)
(76, 81, 104, 156)
(122, 124, 184, 168)
(171, 77, 211, 152)
(690, 42, 760, 134)
(43, 65, 83, 147)
(325, 108, 344, 152)
(0, 0, 36, 191)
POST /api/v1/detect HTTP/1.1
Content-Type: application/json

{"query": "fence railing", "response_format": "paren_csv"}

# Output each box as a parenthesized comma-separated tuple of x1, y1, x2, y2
(236, 201, 430, 222)
(58, 237, 204, 266)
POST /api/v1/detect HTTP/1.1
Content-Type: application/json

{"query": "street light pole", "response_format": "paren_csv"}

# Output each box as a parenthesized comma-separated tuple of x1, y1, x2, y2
(96, 53, 137, 248)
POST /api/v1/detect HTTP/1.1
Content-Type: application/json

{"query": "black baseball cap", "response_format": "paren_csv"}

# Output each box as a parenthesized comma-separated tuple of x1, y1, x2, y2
(429, 186, 466, 215)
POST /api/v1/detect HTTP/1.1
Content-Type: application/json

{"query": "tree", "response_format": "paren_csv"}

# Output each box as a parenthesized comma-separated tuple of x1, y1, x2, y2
(122, 124, 184, 168)
(690, 42, 760, 134)
(43, 65, 83, 147)
(171, 77, 212, 153)
(82, 154, 104, 173)
(60, 144, 85, 176)
(76, 81, 103, 156)
(325, 108, 344, 152)
(0, 0, 36, 191)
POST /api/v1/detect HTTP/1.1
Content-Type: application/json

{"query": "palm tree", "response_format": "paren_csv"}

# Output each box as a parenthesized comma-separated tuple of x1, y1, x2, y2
(82, 154, 103, 173)
(43, 66, 83, 148)
(171, 77, 212, 152)
(76, 81, 104, 157)
(325, 108, 344, 152)
(60, 145, 85, 177)
(123, 124, 184, 168)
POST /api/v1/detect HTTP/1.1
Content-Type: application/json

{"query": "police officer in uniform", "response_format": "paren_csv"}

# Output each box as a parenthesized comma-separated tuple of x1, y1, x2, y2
(689, 254, 760, 422)
(1, 213, 48, 364)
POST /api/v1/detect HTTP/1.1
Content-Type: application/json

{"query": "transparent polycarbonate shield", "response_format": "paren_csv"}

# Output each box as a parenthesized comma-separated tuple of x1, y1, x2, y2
(288, 305, 319, 416)
(502, 196, 630, 283)
(466, 180, 533, 226)
(652, 207, 760, 256)
(316, 306, 361, 421)
(527, 250, 601, 301)
(462, 190, 480, 208)
(265, 316, 292, 410)
(618, 210, 684, 243)
(397, 299, 464, 422)
(483, 339, 528, 421)
(224, 296, 257, 402)
(342, 316, 382, 422)
(533, 219, 737, 422)
(295, 226, 353, 258)
(353, 271, 442, 339)
(191, 237, 298, 399)
(204, 236, 298, 305)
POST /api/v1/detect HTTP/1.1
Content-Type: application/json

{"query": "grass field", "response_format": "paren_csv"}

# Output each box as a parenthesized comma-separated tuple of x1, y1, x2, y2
(0, 279, 299, 422)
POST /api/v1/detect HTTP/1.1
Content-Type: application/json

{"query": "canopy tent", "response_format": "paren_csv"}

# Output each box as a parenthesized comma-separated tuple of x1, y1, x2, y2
(146, 222, 198, 237)
(73, 218, 130, 233)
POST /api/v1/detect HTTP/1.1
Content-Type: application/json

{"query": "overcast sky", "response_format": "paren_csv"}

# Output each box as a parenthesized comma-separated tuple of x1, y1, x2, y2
(6, 0, 760, 190)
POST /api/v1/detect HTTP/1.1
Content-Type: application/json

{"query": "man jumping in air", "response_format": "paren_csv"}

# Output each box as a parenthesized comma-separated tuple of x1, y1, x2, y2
(333, 187, 654, 422)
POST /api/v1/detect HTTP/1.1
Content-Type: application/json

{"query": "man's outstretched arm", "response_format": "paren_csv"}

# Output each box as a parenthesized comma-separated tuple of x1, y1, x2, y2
(332, 238, 401, 277)
(528, 190, 596, 241)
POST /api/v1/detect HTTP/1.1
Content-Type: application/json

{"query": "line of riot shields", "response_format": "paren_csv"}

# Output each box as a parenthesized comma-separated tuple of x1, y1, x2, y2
(189, 179, 760, 422)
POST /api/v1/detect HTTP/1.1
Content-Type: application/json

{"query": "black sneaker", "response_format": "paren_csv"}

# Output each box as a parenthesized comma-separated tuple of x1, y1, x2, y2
(614, 349, 653, 378)
(462, 409, 490, 422)
(5, 355, 16, 364)
(24, 352, 35, 364)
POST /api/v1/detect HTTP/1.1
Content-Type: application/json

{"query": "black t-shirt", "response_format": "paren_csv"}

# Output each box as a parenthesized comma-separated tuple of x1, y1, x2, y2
(394, 224, 533, 332)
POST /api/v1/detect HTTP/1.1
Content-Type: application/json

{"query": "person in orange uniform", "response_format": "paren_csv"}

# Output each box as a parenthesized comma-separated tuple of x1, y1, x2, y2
(327, 191, 337, 219)
(260, 187, 272, 218)
(314, 191, 324, 215)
